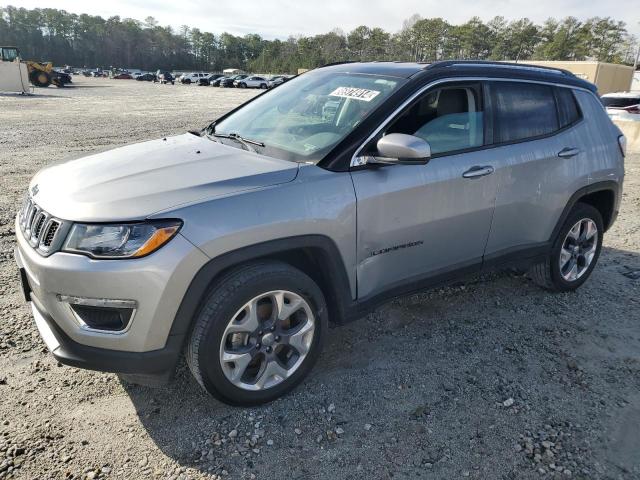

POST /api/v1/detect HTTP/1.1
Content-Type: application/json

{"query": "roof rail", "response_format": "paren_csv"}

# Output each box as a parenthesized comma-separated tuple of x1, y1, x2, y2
(425, 60, 576, 77)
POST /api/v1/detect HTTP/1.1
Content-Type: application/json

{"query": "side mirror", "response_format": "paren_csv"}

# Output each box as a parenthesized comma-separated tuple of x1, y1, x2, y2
(372, 134, 431, 165)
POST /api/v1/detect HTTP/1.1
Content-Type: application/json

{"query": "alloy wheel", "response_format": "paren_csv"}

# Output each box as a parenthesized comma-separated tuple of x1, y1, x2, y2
(219, 290, 315, 391)
(559, 218, 598, 282)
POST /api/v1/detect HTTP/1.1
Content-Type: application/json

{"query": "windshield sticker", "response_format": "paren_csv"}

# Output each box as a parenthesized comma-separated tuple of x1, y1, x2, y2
(329, 87, 380, 102)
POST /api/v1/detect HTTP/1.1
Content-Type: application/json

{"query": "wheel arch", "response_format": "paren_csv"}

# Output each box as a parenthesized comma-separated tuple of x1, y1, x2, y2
(169, 235, 353, 342)
(551, 181, 620, 241)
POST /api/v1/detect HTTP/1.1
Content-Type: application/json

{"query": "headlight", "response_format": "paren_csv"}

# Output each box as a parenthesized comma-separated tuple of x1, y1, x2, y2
(62, 220, 182, 259)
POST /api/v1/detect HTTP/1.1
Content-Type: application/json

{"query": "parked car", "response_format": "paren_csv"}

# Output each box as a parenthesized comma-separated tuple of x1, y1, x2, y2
(15, 61, 625, 406)
(181, 72, 209, 84)
(200, 74, 223, 86)
(210, 76, 229, 87)
(53, 70, 72, 85)
(235, 75, 269, 89)
(136, 73, 156, 82)
(112, 73, 133, 80)
(601, 91, 640, 121)
(155, 70, 175, 85)
(220, 74, 247, 87)
(267, 75, 287, 88)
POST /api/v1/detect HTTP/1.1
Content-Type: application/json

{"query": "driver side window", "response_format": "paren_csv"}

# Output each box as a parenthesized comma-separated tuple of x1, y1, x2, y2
(385, 84, 485, 155)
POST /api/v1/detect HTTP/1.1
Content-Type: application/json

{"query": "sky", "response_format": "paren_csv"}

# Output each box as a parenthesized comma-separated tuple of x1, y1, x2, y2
(6, 0, 640, 39)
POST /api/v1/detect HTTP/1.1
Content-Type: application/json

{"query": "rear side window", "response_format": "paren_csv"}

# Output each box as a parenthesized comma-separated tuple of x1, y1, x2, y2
(492, 82, 558, 143)
(555, 87, 581, 127)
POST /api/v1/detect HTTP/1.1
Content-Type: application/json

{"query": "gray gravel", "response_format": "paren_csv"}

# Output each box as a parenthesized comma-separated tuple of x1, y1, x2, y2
(1, 77, 639, 480)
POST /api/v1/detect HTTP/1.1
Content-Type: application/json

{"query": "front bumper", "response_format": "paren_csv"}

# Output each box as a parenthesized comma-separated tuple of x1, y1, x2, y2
(15, 217, 210, 374)
(28, 293, 183, 376)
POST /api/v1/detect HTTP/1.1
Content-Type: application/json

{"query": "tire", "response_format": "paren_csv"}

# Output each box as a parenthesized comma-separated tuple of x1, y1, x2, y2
(260, 83, 267, 89)
(239, 83, 246, 88)
(187, 261, 328, 406)
(184, 79, 191, 84)
(530, 203, 603, 292)
(29, 70, 51, 88)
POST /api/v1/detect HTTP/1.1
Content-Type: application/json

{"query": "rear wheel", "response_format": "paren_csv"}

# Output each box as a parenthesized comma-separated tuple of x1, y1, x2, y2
(239, 82, 246, 88)
(187, 262, 328, 405)
(530, 203, 603, 292)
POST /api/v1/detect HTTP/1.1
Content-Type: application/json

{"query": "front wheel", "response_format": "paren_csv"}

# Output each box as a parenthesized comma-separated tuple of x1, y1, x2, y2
(530, 203, 603, 292)
(187, 262, 328, 405)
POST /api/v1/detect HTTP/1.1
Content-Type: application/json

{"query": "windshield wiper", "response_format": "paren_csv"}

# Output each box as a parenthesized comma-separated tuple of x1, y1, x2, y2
(209, 132, 265, 153)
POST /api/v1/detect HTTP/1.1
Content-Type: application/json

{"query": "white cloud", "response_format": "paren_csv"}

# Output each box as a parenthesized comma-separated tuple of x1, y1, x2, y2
(8, 0, 640, 38)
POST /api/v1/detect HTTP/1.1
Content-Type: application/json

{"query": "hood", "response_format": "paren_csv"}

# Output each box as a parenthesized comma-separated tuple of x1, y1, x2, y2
(29, 133, 299, 221)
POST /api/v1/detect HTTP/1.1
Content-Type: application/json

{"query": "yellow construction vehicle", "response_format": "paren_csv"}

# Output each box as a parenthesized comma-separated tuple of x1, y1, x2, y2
(25, 60, 65, 87)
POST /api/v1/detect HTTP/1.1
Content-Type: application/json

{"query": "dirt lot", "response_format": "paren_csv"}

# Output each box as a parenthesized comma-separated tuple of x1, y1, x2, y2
(0, 77, 639, 480)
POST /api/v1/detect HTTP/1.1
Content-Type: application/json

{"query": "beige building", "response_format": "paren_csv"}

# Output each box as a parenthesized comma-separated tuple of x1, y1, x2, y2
(520, 61, 634, 95)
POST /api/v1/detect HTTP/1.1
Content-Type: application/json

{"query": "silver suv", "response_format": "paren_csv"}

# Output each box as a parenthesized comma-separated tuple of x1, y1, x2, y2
(15, 61, 625, 405)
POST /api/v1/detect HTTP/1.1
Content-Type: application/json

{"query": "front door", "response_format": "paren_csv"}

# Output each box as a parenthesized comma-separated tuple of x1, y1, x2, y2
(351, 82, 498, 299)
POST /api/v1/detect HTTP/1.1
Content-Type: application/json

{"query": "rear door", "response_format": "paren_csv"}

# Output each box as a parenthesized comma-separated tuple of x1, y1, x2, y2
(351, 81, 499, 299)
(483, 81, 589, 259)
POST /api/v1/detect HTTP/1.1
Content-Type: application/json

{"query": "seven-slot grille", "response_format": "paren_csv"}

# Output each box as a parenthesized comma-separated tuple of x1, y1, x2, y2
(19, 196, 64, 253)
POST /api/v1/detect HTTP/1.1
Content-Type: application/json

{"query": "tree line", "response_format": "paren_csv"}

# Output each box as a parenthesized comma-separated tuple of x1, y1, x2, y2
(0, 5, 637, 74)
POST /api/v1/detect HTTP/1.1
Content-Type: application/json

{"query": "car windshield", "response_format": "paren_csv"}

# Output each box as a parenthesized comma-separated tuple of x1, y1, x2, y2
(211, 70, 405, 162)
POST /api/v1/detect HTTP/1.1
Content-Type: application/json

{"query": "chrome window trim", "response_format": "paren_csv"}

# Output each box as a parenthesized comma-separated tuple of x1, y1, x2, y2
(350, 76, 598, 167)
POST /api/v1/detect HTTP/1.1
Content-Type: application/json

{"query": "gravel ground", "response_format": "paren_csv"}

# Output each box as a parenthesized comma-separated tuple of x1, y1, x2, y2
(1, 77, 639, 480)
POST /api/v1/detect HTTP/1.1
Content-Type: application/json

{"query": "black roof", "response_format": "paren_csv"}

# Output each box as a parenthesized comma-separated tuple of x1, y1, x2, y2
(319, 60, 597, 92)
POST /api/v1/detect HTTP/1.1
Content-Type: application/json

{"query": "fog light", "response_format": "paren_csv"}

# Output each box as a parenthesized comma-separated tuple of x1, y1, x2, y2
(57, 295, 136, 333)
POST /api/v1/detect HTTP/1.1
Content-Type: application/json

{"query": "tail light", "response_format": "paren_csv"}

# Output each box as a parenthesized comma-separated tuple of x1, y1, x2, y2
(618, 135, 626, 157)
(623, 104, 640, 114)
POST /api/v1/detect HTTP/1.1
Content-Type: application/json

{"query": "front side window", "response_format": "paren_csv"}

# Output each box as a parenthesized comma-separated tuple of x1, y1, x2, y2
(212, 70, 404, 162)
(492, 82, 558, 143)
(384, 84, 484, 155)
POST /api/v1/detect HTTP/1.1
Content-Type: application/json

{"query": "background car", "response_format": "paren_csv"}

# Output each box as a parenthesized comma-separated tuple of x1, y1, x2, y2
(181, 72, 209, 84)
(112, 72, 133, 79)
(601, 91, 640, 121)
(155, 70, 175, 84)
(210, 76, 228, 87)
(267, 75, 287, 88)
(235, 75, 269, 89)
(136, 73, 156, 81)
(199, 74, 223, 86)
(53, 70, 72, 85)
(220, 74, 247, 87)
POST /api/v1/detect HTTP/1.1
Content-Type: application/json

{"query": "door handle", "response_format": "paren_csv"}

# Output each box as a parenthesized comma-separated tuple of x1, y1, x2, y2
(462, 165, 494, 179)
(558, 147, 581, 158)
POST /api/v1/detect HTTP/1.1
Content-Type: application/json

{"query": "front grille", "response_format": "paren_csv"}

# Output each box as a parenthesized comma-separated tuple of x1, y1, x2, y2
(18, 196, 65, 254)
(42, 220, 60, 247)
